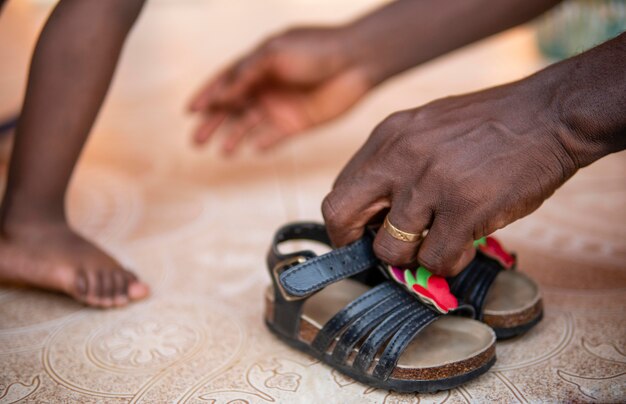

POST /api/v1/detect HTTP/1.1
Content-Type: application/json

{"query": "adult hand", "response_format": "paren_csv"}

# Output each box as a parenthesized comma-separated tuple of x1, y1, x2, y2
(322, 78, 581, 276)
(188, 26, 373, 153)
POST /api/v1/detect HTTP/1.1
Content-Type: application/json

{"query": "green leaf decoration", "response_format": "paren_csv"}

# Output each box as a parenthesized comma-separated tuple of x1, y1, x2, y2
(473, 237, 487, 248)
(404, 269, 417, 287)
(416, 266, 431, 288)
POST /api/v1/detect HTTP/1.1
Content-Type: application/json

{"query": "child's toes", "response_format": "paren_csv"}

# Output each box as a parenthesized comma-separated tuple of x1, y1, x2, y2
(77, 267, 147, 307)
(113, 294, 129, 307)
(126, 271, 149, 301)
(113, 271, 129, 307)
(83, 269, 101, 306)
(73, 268, 89, 301)
(97, 270, 115, 308)
(95, 269, 114, 308)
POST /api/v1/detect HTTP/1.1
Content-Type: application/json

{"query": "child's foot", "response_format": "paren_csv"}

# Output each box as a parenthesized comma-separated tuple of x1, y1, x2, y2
(0, 219, 149, 308)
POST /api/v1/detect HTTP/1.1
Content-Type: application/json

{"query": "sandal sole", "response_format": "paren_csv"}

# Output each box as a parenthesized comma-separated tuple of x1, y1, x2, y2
(492, 309, 544, 340)
(265, 318, 496, 393)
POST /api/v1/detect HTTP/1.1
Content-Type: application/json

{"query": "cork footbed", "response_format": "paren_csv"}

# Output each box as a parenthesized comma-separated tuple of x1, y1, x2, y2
(265, 280, 495, 381)
(482, 270, 543, 329)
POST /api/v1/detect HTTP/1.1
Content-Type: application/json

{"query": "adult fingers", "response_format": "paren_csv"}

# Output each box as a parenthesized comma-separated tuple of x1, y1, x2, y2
(322, 179, 390, 247)
(416, 212, 475, 277)
(373, 194, 433, 268)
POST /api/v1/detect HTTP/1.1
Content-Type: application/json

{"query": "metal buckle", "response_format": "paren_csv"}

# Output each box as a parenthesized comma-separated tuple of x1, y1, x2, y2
(272, 255, 308, 302)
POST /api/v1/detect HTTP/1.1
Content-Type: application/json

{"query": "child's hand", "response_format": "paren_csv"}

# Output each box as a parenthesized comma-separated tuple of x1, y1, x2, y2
(188, 26, 374, 154)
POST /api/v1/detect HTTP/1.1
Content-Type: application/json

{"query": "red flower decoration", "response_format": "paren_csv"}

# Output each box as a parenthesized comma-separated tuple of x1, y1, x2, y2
(475, 236, 515, 269)
(388, 266, 458, 314)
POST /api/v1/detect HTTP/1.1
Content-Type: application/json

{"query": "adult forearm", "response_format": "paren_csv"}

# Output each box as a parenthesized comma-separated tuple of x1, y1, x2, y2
(3, 0, 144, 221)
(543, 32, 626, 168)
(344, 0, 562, 85)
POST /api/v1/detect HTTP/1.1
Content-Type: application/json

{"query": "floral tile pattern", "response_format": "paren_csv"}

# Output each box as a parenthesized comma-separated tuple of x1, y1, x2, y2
(0, 0, 624, 402)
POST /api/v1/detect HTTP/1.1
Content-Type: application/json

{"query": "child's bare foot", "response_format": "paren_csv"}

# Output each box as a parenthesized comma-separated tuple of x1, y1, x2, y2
(0, 218, 149, 308)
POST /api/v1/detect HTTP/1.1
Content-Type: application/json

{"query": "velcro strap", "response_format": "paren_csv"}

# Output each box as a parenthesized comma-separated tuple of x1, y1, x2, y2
(279, 237, 378, 297)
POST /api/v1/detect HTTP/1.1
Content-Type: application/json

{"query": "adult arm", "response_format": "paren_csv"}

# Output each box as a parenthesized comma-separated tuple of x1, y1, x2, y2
(322, 33, 626, 276)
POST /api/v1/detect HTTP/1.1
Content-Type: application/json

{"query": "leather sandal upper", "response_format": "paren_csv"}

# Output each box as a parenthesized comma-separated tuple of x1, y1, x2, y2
(266, 222, 441, 381)
(448, 252, 509, 321)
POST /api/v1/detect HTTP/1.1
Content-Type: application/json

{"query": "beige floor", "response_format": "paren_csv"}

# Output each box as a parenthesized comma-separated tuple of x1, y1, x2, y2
(1, 1, 625, 402)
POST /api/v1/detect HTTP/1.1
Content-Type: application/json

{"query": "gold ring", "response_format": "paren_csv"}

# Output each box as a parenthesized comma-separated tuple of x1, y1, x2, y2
(383, 215, 424, 243)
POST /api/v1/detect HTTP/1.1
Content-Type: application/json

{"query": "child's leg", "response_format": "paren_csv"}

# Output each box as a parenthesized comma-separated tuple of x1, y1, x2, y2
(0, 0, 149, 307)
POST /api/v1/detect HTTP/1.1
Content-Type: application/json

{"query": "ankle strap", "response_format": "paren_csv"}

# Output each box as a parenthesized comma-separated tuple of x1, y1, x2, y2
(267, 222, 378, 300)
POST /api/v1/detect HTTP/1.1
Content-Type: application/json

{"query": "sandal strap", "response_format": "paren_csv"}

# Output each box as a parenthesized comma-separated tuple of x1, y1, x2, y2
(353, 302, 420, 373)
(265, 223, 328, 339)
(267, 222, 330, 272)
(279, 237, 377, 297)
(266, 222, 379, 338)
(331, 286, 412, 364)
(448, 252, 501, 320)
(373, 308, 439, 380)
(268, 222, 378, 299)
(311, 282, 397, 353)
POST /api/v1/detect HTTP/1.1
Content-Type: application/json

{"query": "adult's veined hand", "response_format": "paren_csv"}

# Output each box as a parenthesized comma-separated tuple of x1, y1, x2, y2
(323, 33, 626, 276)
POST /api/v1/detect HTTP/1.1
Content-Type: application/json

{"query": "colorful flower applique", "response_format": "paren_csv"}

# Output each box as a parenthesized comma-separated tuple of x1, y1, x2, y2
(473, 236, 516, 269)
(388, 266, 458, 314)
(386, 236, 515, 313)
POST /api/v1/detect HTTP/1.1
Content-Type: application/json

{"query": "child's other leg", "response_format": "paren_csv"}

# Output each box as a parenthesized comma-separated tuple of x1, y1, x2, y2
(0, 0, 149, 308)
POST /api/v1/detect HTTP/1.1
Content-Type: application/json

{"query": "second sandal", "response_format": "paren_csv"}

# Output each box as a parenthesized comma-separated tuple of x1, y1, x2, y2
(387, 236, 543, 339)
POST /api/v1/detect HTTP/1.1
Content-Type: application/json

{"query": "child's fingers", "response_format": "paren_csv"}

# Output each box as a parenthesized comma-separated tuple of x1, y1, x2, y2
(222, 108, 263, 155)
(189, 48, 272, 113)
(215, 50, 273, 107)
(254, 123, 290, 151)
(193, 111, 228, 145)
(188, 69, 230, 112)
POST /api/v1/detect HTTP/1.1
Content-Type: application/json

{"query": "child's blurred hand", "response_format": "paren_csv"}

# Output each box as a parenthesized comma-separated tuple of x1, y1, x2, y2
(188, 26, 373, 154)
